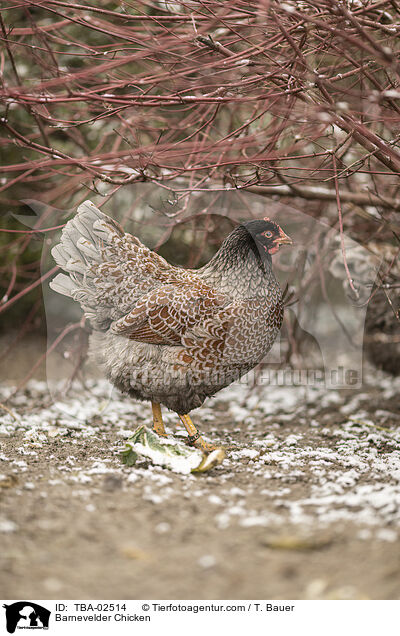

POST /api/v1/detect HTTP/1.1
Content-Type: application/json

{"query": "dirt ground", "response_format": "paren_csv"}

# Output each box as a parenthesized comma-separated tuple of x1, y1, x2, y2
(0, 337, 400, 600)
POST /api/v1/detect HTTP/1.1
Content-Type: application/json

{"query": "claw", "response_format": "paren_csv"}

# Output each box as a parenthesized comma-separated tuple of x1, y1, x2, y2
(192, 448, 226, 473)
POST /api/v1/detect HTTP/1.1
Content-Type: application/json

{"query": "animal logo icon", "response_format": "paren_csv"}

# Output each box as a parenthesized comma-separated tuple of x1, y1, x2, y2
(3, 602, 50, 634)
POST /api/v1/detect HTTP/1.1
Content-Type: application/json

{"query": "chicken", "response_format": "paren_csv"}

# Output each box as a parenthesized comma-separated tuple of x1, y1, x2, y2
(50, 201, 292, 453)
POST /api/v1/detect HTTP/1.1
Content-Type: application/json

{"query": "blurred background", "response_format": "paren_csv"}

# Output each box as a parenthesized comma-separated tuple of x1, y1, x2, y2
(0, 0, 399, 388)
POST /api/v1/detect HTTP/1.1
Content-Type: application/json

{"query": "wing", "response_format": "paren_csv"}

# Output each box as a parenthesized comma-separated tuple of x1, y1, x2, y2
(110, 280, 230, 347)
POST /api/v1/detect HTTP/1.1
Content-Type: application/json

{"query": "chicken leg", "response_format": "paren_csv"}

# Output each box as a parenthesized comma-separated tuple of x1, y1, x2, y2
(178, 413, 221, 452)
(153, 402, 221, 453)
(152, 402, 167, 437)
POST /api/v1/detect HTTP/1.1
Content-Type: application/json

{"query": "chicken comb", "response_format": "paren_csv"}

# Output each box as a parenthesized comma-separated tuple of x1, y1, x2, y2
(263, 216, 278, 224)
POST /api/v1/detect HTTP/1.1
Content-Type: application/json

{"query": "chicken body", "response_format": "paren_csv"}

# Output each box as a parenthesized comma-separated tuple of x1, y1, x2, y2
(50, 201, 289, 448)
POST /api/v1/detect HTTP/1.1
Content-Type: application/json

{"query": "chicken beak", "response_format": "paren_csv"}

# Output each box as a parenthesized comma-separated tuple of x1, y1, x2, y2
(277, 229, 293, 245)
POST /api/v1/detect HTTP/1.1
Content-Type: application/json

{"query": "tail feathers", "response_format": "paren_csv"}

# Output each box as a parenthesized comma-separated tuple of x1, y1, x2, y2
(50, 201, 125, 330)
(51, 201, 116, 264)
(49, 273, 76, 297)
(50, 200, 170, 332)
(50, 271, 94, 302)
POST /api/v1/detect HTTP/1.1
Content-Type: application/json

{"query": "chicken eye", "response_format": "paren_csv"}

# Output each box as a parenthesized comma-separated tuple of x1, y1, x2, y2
(264, 231, 273, 238)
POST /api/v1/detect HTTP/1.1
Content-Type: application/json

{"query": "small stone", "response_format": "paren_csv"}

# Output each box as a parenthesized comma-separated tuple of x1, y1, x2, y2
(306, 578, 328, 599)
(376, 528, 397, 542)
(120, 545, 150, 560)
(155, 522, 170, 534)
(0, 474, 18, 489)
(0, 518, 17, 533)
(43, 577, 63, 592)
(197, 554, 216, 569)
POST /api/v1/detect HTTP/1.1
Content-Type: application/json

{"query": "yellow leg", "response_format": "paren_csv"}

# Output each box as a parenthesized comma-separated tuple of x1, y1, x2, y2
(178, 413, 220, 453)
(152, 402, 167, 437)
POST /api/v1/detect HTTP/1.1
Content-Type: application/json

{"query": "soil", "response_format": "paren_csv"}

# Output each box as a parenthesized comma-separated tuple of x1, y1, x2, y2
(0, 336, 400, 600)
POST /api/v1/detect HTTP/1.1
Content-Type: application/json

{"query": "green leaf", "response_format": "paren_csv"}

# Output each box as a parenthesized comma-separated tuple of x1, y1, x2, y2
(120, 446, 138, 467)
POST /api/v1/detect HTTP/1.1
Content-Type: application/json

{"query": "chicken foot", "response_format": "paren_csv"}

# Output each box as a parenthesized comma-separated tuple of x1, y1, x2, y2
(178, 413, 223, 453)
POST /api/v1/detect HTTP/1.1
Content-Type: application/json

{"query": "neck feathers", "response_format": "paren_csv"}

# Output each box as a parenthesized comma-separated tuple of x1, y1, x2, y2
(198, 225, 276, 298)
(207, 224, 270, 272)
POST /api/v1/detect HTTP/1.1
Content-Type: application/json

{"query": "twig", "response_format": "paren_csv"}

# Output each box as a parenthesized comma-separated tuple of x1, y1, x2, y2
(0, 402, 19, 421)
(332, 154, 359, 299)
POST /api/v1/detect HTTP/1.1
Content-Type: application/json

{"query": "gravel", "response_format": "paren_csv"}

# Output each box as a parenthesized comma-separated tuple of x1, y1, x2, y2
(1, 371, 400, 599)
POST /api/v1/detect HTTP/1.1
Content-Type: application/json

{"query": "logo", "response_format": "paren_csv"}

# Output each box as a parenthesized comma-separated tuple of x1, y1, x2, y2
(3, 603, 50, 634)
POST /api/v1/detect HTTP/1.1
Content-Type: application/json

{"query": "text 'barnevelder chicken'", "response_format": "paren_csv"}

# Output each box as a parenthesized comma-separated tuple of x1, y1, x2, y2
(50, 201, 292, 455)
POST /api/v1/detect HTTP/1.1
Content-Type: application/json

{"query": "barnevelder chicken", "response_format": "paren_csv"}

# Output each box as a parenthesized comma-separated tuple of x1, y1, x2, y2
(50, 201, 292, 453)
